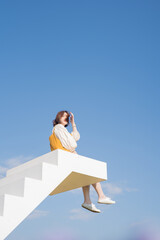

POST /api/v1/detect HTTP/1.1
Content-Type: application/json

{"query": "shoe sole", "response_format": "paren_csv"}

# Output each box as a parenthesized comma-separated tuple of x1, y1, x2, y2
(81, 205, 101, 213)
(97, 201, 116, 204)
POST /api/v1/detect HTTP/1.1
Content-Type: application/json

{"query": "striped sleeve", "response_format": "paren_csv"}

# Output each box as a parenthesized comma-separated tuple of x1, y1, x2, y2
(71, 129, 80, 141)
(53, 124, 77, 152)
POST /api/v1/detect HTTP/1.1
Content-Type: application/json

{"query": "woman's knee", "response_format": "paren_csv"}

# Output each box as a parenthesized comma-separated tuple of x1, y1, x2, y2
(82, 185, 90, 189)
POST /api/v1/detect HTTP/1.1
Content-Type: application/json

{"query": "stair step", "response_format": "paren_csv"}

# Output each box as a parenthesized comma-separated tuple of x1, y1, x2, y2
(17, 161, 59, 182)
(0, 193, 24, 239)
(0, 149, 107, 240)
(0, 161, 58, 190)
(0, 178, 25, 197)
(0, 163, 60, 206)
(0, 193, 23, 217)
(6, 150, 59, 177)
(0, 195, 4, 216)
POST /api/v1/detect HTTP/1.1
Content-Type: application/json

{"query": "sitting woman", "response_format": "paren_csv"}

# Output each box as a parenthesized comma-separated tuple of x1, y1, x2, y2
(49, 110, 115, 213)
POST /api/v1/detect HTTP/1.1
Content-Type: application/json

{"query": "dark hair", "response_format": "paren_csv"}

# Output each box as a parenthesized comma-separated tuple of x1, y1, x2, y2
(52, 110, 70, 127)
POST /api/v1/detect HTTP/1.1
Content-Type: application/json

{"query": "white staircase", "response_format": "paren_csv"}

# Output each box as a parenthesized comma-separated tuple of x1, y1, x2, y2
(0, 149, 107, 240)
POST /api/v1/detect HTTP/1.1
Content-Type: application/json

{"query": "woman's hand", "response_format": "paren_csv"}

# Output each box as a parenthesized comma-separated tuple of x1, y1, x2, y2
(70, 112, 75, 126)
(73, 150, 78, 154)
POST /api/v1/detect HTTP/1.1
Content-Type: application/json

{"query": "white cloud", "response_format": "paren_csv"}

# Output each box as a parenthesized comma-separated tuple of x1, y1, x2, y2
(125, 187, 138, 192)
(71, 182, 122, 196)
(69, 208, 94, 220)
(0, 166, 8, 179)
(27, 209, 49, 219)
(0, 155, 34, 178)
(101, 182, 123, 195)
(5, 155, 34, 168)
(0, 166, 8, 174)
(70, 181, 136, 202)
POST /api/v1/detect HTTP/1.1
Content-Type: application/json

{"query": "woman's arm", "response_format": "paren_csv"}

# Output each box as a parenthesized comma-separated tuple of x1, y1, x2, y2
(71, 125, 80, 141)
(70, 112, 80, 141)
(54, 124, 77, 152)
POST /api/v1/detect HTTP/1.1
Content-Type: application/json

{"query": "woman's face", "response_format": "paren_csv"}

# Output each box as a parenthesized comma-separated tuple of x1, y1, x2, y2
(59, 112, 69, 126)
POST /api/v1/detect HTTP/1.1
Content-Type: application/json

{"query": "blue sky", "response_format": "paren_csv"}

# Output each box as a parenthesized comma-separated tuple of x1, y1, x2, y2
(0, 0, 160, 239)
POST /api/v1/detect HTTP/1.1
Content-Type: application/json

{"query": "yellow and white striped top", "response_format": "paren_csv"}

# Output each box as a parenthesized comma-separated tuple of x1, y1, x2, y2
(52, 123, 80, 152)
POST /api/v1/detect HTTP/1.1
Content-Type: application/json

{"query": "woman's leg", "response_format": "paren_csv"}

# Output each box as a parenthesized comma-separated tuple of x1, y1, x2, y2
(73, 151, 92, 204)
(82, 185, 92, 204)
(92, 182, 107, 201)
(73, 151, 105, 206)
(92, 182, 115, 204)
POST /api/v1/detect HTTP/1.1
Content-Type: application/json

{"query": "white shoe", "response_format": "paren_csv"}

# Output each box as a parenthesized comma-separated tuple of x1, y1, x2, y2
(81, 203, 101, 213)
(98, 197, 116, 204)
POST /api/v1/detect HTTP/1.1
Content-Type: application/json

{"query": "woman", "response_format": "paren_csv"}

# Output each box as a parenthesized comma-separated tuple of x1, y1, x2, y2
(49, 110, 115, 213)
